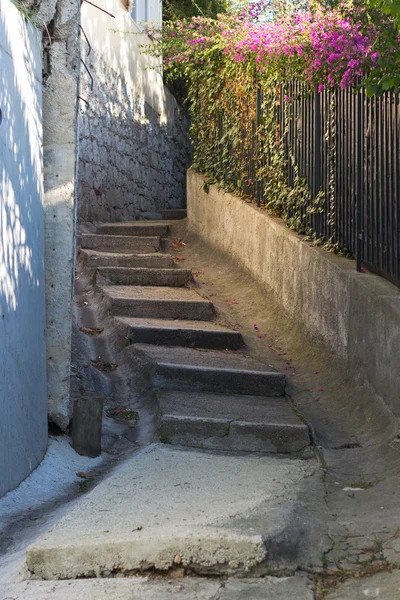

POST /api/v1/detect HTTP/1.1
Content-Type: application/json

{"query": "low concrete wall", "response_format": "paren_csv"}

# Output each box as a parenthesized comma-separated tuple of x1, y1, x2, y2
(187, 170, 400, 419)
(0, 1, 48, 496)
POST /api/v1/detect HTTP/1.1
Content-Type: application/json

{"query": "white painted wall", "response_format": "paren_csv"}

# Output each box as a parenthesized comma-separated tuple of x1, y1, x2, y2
(81, 0, 171, 124)
(0, 0, 48, 496)
(131, 0, 162, 25)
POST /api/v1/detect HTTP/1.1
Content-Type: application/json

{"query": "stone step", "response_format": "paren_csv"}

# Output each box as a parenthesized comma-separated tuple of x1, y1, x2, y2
(80, 250, 174, 269)
(96, 267, 192, 287)
(135, 344, 286, 396)
(96, 222, 168, 237)
(158, 390, 309, 453)
(5, 577, 314, 599)
(81, 234, 160, 254)
(25, 444, 314, 580)
(117, 316, 243, 350)
(102, 286, 215, 320)
(162, 209, 187, 220)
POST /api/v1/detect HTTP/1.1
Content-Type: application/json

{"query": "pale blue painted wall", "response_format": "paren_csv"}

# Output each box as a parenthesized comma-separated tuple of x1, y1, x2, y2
(0, 0, 48, 497)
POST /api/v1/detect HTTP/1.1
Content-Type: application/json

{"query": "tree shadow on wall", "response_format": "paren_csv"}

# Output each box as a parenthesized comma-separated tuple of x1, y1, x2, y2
(0, 3, 47, 497)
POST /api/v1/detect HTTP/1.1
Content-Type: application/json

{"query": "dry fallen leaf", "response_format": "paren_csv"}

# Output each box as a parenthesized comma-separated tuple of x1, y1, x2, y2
(76, 472, 91, 479)
(170, 568, 185, 579)
(170, 238, 186, 249)
(91, 358, 118, 372)
(80, 326, 104, 336)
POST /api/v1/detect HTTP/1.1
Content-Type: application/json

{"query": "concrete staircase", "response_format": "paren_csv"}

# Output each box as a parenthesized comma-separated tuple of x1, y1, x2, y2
(81, 216, 310, 455)
(20, 213, 317, 590)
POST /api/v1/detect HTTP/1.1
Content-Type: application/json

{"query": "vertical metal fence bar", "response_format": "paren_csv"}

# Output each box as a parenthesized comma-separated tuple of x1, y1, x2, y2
(351, 89, 356, 255)
(378, 95, 383, 270)
(356, 88, 364, 271)
(314, 90, 322, 238)
(382, 92, 388, 274)
(372, 96, 378, 268)
(365, 95, 371, 266)
(386, 92, 393, 278)
(336, 89, 341, 248)
(256, 88, 262, 206)
(391, 94, 400, 281)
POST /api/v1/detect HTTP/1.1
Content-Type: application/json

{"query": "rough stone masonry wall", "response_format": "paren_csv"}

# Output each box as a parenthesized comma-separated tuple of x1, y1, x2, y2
(78, 55, 191, 223)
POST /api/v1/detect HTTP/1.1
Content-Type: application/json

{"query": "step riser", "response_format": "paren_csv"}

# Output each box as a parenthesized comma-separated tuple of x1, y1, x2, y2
(84, 255, 174, 268)
(97, 268, 192, 287)
(162, 209, 187, 220)
(96, 225, 168, 237)
(81, 235, 160, 254)
(128, 326, 243, 350)
(110, 299, 215, 321)
(155, 365, 285, 396)
(159, 417, 310, 453)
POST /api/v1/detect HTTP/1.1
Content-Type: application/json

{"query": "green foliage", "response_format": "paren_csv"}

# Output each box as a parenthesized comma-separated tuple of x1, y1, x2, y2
(10, 0, 36, 23)
(162, 0, 229, 103)
(365, 0, 400, 94)
(142, 0, 398, 238)
(163, 0, 229, 20)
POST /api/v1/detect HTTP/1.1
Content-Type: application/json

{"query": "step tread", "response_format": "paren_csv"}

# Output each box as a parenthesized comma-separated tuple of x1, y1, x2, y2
(116, 316, 238, 332)
(159, 390, 305, 427)
(96, 223, 168, 236)
(102, 285, 211, 303)
(80, 251, 175, 268)
(81, 250, 171, 259)
(82, 233, 160, 242)
(135, 343, 280, 374)
(97, 266, 192, 275)
(81, 234, 160, 254)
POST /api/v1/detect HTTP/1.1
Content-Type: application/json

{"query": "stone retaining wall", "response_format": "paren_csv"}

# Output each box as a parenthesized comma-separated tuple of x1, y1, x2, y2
(78, 32, 191, 223)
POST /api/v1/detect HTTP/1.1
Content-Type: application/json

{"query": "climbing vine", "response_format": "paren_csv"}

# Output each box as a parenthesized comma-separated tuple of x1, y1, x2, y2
(143, 0, 399, 234)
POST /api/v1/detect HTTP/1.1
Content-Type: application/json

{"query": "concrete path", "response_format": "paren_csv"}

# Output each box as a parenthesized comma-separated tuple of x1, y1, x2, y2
(3, 216, 322, 597)
(26, 444, 317, 579)
(3, 575, 314, 600)
(325, 569, 400, 599)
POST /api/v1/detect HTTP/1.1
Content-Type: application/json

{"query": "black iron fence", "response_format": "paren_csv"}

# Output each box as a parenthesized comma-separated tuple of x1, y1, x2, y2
(215, 84, 400, 286)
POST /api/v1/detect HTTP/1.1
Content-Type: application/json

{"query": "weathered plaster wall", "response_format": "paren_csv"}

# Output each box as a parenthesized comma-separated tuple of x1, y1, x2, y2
(188, 170, 400, 421)
(38, 0, 81, 429)
(0, 0, 48, 496)
(78, 0, 191, 223)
